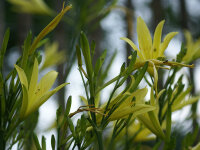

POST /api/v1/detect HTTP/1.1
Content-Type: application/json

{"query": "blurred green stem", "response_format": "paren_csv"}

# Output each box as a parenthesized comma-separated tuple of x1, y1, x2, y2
(96, 129, 103, 150)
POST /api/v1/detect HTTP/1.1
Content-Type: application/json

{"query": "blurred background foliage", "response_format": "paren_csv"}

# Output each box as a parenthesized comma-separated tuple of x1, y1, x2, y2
(1, 0, 200, 149)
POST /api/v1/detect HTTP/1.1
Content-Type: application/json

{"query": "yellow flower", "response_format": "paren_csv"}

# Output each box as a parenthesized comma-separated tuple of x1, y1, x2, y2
(96, 76, 156, 123)
(116, 120, 155, 142)
(8, 0, 54, 15)
(162, 86, 200, 116)
(182, 30, 200, 63)
(15, 59, 69, 119)
(40, 42, 66, 71)
(137, 88, 166, 140)
(121, 17, 192, 75)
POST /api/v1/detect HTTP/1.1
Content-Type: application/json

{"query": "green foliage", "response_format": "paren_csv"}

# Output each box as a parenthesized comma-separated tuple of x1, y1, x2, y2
(1, 1, 200, 150)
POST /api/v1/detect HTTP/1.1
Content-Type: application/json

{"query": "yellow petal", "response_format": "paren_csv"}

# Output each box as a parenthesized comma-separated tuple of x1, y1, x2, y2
(148, 111, 165, 139)
(20, 84, 29, 119)
(14, 64, 28, 89)
(137, 17, 152, 59)
(173, 87, 191, 106)
(172, 96, 200, 111)
(27, 82, 69, 116)
(8, 0, 53, 15)
(80, 96, 88, 105)
(109, 104, 155, 121)
(40, 42, 66, 70)
(134, 128, 155, 142)
(138, 114, 159, 137)
(152, 20, 165, 59)
(138, 113, 165, 139)
(34, 71, 58, 99)
(159, 32, 178, 56)
(131, 87, 148, 103)
(184, 30, 193, 47)
(28, 59, 39, 101)
(28, 70, 58, 109)
(120, 37, 144, 60)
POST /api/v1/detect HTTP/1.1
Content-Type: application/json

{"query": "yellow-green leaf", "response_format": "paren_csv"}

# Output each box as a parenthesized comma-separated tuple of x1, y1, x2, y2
(29, 4, 72, 54)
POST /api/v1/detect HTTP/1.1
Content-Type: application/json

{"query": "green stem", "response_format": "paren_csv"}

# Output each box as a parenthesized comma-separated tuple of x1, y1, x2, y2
(96, 75, 120, 94)
(96, 129, 103, 150)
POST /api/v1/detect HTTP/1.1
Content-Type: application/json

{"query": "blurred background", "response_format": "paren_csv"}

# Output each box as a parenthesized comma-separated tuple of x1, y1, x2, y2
(1, 0, 200, 149)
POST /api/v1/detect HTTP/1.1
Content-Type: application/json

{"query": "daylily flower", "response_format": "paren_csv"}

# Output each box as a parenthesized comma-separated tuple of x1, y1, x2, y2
(138, 85, 199, 140)
(15, 59, 69, 119)
(182, 30, 200, 63)
(162, 86, 200, 116)
(8, 0, 54, 15)
(137, 88, 166, 140)
(40, 42, 66, 71)
(121, 17, 192, 75)
(116, 120, 155, 142)
(127, 121, 155, 142)
(96, 76, 156, 123)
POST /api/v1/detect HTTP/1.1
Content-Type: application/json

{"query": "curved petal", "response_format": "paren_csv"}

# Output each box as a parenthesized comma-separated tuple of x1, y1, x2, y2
(14, 64, 28, 89)
(28, 59, 38, 101)
(120, 37, 144, 60)
(152, 20, 165, 59)
(130, 87, 148, 103)
(28, 82, 69, 115)
(20, 84, 29, 119)
(110, 104, 155, 121)
(35, 70, 58, 99)
(184, 30, 192, 47)
(172, 96, 200, 111)
(159, 32, 178, 56)
(137, 17, 152, 59)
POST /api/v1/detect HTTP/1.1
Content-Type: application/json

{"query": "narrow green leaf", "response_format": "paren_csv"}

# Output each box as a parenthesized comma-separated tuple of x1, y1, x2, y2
(51, 135, 56, 150)
(127, 51, 137, 73)
(91, 40, 96, 58)
(67, 117, 75, 137)
(64, 139, 74, 150)
(65, 96, 72, 116)
(176, 43, 187, 62)
(118, 51, 137, 87)
(101, 50, 117, 79)
(76, 45, 82, 67)
(80, 115, 87, 135)
(80, 32, 93, 79)
(33, 133, 42, 150)
(21, 31, 32, 68)
(0, 74, 5, 116)
(130, 62, 148, 92)
(29, 5, 72, 54)
(0, 28, 10, 72)
(166, 105, 172, 142)
(59, 134, 73, 147)
(42, 136, 46, 150)
(94, 49, 107, 76)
